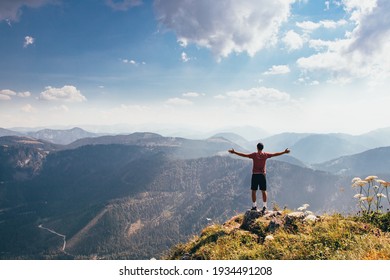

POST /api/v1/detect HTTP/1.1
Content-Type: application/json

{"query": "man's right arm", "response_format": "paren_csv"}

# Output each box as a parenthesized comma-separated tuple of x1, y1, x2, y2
(228, 149, 251, 158)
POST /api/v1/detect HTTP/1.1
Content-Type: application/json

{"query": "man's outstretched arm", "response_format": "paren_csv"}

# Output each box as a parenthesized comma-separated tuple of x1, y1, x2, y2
(228, 148, 251, 158)
(270, 148, 290, 157)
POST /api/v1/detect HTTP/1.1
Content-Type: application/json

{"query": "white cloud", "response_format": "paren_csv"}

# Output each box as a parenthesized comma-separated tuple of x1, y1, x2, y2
(347, 0, 390, 55)
(308, 39, 334, 51)
(122, 59, 135, 64)
(297, 0, 390, 85)
(296, 19, 347, 32)
(165, 97, 193, 106)
(154, 0, 295, 59)
(0, 89, 17, 96)
(105, 0, 142, 11)
(182, 92, 204, 98)
(263, 65, 291, 75)
(322, 19, 348, 28)
(181, 52, 190, 62)
(0, 89, 32, 100)
(0, 89, 16, 100)
(18, 91, 31, 98)
(295, 75, 320, 86)
(213, 94, 226, 100)
(342, 0, 377, 22)
(21, 104, 36, 113)
(309, 80, 320, 86)
(282, 30, 305, 51)
(0, 0, 53, 22)
(325, 1, 330, 10)
(50, 105, 70, 112)
(297, 47, 348, 72)
(296, 21, 321, 31)
(122, 58, 145, 65)
(23, 36, 34, 48)
(224, 86, 291, 107)
(0, 94, 12, 101)
(39, 85, 87, 102)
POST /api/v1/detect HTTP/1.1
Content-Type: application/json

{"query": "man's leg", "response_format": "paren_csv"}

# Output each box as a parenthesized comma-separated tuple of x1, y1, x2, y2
(259, 174, 267, 213)
(251, 190, 257, 210)
(251, 174, 258, 210)
(261, 191, 267, 206)
(260, 191, 267, 214)
(252, 190, 257, 203)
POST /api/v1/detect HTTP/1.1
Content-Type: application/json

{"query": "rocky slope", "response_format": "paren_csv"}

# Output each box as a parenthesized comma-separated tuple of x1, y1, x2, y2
(166, 208, 390, 260)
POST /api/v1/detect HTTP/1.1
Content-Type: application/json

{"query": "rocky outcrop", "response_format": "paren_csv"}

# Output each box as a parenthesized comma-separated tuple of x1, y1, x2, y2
(240, 209, 320, 239)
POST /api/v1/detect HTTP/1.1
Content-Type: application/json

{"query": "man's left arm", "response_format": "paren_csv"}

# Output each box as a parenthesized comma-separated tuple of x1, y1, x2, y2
(270, 148, 290, 157)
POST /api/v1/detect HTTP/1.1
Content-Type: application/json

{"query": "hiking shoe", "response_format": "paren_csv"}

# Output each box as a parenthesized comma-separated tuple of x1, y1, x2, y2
(261, 206, 267, 215)
(251, 206, 257, 211)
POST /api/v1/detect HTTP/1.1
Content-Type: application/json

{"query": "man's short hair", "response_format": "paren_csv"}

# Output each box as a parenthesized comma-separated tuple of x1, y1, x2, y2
(257, 142, 264, 150)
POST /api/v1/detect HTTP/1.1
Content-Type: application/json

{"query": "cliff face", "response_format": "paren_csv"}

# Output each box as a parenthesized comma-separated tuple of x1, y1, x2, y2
(166, 209, 390, 260)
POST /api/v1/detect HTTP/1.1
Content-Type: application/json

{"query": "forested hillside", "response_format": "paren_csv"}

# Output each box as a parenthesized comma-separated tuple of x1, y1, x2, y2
(0, 137, 353, 259)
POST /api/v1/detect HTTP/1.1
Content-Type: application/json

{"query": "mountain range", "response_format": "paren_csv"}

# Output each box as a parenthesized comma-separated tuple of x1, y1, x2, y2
(208, 127, 390, 164)
(1, 127, 100, 145)
(1, 126, 390, 259)
(3, 126, 390, 164)
(314, 146, 390, 178)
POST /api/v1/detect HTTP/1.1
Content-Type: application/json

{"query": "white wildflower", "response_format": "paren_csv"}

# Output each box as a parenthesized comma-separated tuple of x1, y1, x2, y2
(298, 204, 310, 211)
(354, 194, 363, 199)
(304, 214, 318, 223)
(377, 193, 386, 198)
(376, 179, 386, 185)
(352, 180, 368, 188)
(359, 196, 368, 201)
(265, 235, 274, 241)
(352, 177, 361, 183)
(365, 175, 378, 182)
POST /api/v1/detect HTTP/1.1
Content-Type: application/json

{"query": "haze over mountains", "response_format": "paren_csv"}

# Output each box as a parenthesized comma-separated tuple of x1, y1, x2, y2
(4, 126, 390, 162)
(1, 126, 390, 259)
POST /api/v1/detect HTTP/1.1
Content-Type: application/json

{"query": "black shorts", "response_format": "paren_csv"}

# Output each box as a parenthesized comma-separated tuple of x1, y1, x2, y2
(251, 173, 267, 191)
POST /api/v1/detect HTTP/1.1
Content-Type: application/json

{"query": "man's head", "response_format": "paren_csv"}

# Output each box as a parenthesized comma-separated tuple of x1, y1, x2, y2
(257, 142, 264, 151)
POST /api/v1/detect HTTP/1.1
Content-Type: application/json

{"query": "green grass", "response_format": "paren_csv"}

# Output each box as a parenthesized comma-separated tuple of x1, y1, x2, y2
(165, 211, 390, 260)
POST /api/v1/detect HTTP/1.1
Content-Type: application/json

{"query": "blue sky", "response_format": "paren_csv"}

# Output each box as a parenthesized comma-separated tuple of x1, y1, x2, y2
(1, 0, 389, 136)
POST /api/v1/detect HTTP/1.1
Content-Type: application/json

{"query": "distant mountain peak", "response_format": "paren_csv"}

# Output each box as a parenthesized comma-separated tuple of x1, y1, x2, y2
(27, 127, 99, 145)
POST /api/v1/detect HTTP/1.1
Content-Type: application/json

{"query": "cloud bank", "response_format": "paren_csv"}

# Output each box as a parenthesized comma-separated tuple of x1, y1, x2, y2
(297, 0, 390, 84)
(0, 89, 31, 100)
(154, 0, 296, 59)
(39, 85, 87, 102)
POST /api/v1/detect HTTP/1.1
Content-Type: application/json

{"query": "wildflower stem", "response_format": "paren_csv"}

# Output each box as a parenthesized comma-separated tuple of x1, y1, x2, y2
(358, 186, 365, 212)
(367, 181, 372, 212)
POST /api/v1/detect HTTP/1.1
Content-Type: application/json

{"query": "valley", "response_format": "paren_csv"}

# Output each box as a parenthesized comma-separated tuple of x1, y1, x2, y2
(1, 126, 390, 259)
